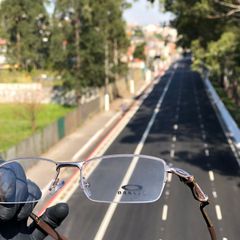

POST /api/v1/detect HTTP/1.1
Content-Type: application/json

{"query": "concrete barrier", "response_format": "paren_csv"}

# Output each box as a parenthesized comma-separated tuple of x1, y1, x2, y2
(204, 77, 240, 156)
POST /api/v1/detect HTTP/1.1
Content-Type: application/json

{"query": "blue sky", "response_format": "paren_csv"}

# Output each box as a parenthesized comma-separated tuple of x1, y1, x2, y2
(45, 0, 173, 26)
(123, 0, 174, 25)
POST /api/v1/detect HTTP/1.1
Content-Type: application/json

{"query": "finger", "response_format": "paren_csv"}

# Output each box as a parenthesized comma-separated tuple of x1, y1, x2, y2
(41, 203, 69, 227)
(0, 162, 29, 221)
(0, 166, 18, 221)
(0, 162, 28, 203)
(29, 203, 69, 240)
(0, 204, 18, 222)
(17, 180, 42, 221)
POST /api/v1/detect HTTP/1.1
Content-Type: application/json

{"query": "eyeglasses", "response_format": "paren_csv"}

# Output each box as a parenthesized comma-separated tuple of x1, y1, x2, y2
(0, 154, 170, 204)
(0, 154, 208, 205)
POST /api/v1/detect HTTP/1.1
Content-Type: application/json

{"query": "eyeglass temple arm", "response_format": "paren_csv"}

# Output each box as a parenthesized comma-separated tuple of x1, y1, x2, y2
(168, 168, 217, 240)
(30, 213, 68, 240)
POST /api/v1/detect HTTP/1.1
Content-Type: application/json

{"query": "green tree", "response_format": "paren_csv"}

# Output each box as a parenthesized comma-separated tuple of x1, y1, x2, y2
(0, 0, 49, 71)
(160, 0, 240, 105)
(51, 0, 129, 93)
(133, 43, 146, 61)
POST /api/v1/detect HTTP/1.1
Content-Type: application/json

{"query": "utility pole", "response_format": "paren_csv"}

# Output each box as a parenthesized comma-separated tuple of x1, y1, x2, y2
(104, 39, 110, 111)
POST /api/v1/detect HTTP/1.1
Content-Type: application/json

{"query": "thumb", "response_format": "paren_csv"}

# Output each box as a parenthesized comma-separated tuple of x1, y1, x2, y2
(29, 203, 69, 239)
(41, 203, 69, 228)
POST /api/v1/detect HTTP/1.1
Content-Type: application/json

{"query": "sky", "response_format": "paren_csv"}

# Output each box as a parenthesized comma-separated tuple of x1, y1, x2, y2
(123, 0, 174, 26)
(45, 0, 173, 26)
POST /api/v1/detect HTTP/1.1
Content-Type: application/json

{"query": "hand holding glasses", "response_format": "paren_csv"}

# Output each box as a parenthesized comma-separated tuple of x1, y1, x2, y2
(0, 154, 216, 240)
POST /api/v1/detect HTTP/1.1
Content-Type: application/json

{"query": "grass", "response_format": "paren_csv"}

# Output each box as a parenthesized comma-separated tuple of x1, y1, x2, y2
(0, 70, 32, 83)
(0, 69, 62, 87)
(0, 104, 74, 152)
(212, 81, 240, 126)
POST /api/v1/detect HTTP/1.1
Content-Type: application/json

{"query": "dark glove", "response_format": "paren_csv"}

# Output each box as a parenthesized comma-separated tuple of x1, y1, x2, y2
(0, 160, 69, 240)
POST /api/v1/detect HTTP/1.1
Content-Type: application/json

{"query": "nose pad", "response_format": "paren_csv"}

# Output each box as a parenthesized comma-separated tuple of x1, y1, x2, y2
(49, 178, 65, 195)
(80, 177, 91, 197)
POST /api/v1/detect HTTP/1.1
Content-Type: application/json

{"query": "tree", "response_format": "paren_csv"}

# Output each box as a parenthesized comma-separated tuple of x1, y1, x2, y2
(133, 43, 146, 61)
(160, 0, 240, 106)
(51, 0, 129, 93)
(0, 0, 49, 71)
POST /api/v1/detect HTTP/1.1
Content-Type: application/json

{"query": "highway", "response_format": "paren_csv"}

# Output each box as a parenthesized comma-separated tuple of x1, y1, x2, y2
(57, 58, 240, 240)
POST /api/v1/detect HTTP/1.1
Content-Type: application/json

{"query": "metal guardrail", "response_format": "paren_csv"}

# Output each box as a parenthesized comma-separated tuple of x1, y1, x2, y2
(204, 77, 240, 159)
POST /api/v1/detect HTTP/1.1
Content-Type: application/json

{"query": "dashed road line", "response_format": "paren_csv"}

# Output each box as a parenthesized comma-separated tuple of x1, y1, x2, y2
(170, 149, 175, 158)
(212, 191, 217, 198)
(165, 190, 170, 197)
(167, 173, 172, 182)
(209, 170, 215, 181)
(215, 205, 223, 220)
(172, 135, 177, 142)
(162, 205, 168, 221)
(205, 149, 210, 156)
(173, 124, 178, 130)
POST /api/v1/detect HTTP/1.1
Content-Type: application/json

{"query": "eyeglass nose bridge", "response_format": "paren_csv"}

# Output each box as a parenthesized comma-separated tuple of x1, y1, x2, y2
(49, 162, 84, 192)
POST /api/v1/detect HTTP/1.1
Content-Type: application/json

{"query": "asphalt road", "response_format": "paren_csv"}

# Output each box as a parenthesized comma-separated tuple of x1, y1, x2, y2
(57, 59, 240, 240)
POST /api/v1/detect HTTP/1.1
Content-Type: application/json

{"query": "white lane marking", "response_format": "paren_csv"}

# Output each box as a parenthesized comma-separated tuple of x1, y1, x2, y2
(209, 171, 215, 181)
(202, 134, 206, 140)
(167, 173, 172, 182)
(204, 143, 208, 148)
(223, 237, 228, 240)
(172, 135, 177, 142)
(162, 205, 168, 221)
(215, 205, 222, 220)
(173, 124, 178, 130)
(165, 190, 170, 196)
(170, 149, 175, 158)
(205, 149, 210, 156)
(212, 191, 217, 198)
(94, 70, 175, 240)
